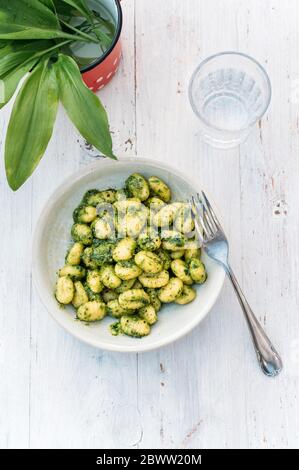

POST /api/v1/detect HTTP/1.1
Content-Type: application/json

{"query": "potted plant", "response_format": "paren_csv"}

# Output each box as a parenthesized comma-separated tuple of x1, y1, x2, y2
(0, 0, 122, 191)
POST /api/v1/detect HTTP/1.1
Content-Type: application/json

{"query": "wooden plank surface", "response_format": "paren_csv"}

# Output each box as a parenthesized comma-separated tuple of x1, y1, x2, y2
(0, 0, 298, 449)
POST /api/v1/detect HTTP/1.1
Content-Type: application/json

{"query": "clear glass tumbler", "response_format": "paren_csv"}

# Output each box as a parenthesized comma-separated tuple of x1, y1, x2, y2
(188, 52, 271, 149)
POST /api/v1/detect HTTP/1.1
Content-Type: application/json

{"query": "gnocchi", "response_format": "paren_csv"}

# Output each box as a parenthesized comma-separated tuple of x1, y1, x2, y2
(120, 315, 151, 337)
(153, 203, 181, 227)
(145, 288, 162, 312)
(55, 276, 74, 304)
(139, 305, 158, 325)
(99, 189, 117, 203)
(158, 277, 184, 303)
(92, 217, 113, 240)
(73, 205, 97, 224)
(82, 189, 104, 207)
(189, 258, 207, 284)
(77, 301, 106, 322)
(137, 229, 161, 251)
(125, 173, 150, 201)
(65, 242, 84, 266)
(86, 269, 103, 293)
(145, 196, 166, 212)
(71, 223, 93, 245)
(55, 173, 207, 338)
(100, 265, 122, 289)
(174, 204, 194, 234)
(161, 230, 187, 251)
(134, 250, 163, 274)
(58, 265, 86, 280)
(115, 278, 136, 293)
(107, 299, 132, 318)
(170, 249, 185, 259)
(118, 288, 150, 310)
(119, 213, 147, 238)
(81, 247, 97, 269)
(112, 237, 136, 262)
(175, 285, 196, 305)
(148, 176, 171, 202)
(184, 247, 201, 261)
(138, 270, 169, 288)
(72, 281, 89, 308)
(114, 260, 142, 280)
(170, 259, 193, 285)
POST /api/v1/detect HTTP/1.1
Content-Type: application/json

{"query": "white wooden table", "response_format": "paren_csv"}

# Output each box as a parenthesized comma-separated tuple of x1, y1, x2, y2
(1, 0, 298, 449)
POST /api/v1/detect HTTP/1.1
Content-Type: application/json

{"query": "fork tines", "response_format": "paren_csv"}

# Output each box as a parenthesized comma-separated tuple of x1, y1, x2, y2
(189, 195, 206, 244)
(189, 191, 222, 243)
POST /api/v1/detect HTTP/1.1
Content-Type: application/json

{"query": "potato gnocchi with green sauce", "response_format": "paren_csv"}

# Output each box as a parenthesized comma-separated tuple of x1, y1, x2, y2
(55, 173, 207, 338)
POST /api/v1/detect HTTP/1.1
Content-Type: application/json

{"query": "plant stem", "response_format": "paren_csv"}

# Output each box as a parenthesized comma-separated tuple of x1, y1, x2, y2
(80, 21, 111, 46)
(13, 40, 72, 74)
(33, 40, 73, 59)
(59, 19, 99, 44)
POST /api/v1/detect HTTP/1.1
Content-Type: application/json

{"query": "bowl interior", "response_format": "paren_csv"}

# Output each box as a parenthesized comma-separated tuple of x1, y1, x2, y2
(79, 0, 122, 73)
(32, 158, 225, 352)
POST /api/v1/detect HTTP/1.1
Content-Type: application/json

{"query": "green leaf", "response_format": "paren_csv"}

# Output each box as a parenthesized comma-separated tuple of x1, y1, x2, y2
(54, 53, 115, 159)
(61, 0, 93, 22)
(0, 38, 75, 108)
(0, 40, 53, 76)
(38, 0, 56, 11)
(0, 24, 86, 41)
(92, 25, 112, 48)
(0, 58, 39, 109)
(0, 42, 12, 59)
(0, 1, 99, 42)
(0, 40, 56, 108)
(0, 40, 53, 64)
(78, 19, 113, 49)
(5, 58, 59, 190)
(0, 40, 73, 109)
(0, 0, 60, 29)
(92, 10, 116, 38)
(57, 18, 99, 43)
(0, 51, 34, 76)
(53, 0, 77, 18)
(0, 0, 86, 41)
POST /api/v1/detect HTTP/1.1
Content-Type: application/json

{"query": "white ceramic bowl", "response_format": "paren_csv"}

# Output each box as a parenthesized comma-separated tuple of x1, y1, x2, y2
(32, 157, 225, 352)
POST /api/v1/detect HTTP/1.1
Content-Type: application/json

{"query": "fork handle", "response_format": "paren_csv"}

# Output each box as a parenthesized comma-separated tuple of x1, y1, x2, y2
(226, 266, 283, 377)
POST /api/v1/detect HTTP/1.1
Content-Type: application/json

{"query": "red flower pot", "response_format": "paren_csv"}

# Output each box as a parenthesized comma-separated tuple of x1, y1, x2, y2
(81, 0, 123, 92)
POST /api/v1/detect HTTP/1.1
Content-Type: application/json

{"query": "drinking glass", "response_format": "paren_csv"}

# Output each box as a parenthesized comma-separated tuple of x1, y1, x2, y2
(188, 52, 271, 149)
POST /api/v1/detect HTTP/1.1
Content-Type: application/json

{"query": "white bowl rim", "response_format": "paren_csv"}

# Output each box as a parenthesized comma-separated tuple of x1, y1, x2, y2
(32, 157, 225, 352)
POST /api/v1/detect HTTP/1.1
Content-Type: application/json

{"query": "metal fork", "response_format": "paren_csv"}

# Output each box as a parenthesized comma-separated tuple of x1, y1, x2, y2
(190, 191, 283, 377)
